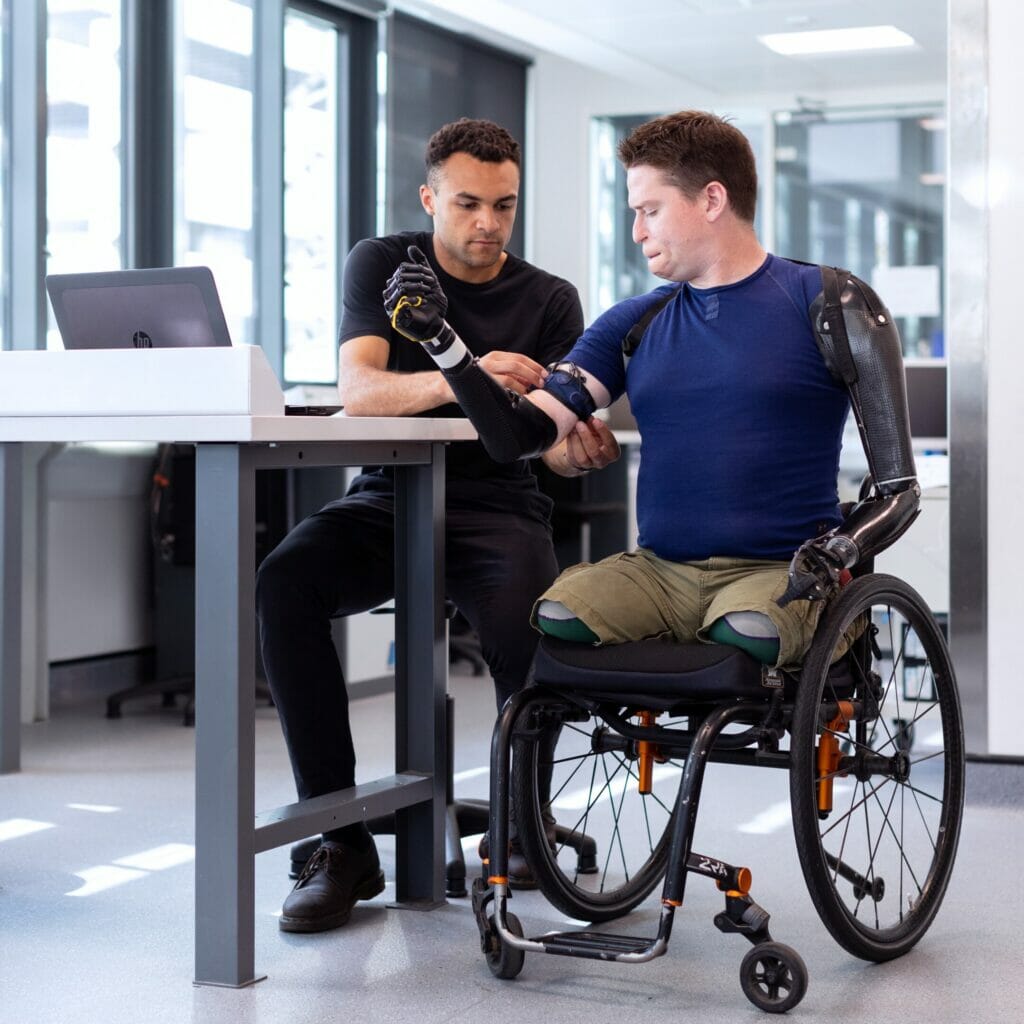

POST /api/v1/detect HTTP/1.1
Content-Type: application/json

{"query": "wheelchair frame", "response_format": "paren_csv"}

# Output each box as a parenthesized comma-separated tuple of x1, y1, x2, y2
(472, 572, 964, 1014)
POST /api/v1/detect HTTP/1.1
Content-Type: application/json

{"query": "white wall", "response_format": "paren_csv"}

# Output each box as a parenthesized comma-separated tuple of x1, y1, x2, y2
(44, 445, 154, 663)
(984, 0, 1024, 755)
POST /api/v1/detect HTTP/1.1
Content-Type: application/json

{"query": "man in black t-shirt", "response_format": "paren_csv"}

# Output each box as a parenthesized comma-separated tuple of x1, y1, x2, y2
(256, 118, 619, 933)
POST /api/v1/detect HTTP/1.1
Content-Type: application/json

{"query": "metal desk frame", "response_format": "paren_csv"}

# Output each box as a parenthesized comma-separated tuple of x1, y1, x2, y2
(0, 417, 470, 987)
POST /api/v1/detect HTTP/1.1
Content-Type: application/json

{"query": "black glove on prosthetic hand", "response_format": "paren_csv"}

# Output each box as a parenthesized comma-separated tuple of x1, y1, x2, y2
(385, 244, 464, 360)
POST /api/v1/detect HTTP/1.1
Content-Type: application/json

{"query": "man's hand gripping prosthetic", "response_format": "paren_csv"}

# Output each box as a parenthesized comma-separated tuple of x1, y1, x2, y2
(383, 245, 593, 463)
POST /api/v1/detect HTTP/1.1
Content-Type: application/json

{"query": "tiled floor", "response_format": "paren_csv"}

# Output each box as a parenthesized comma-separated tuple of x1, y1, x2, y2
(1, 671, 1021, 1024)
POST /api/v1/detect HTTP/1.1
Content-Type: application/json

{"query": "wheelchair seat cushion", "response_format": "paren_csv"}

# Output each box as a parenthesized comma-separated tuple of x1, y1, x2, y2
(533, 637, 772, 702)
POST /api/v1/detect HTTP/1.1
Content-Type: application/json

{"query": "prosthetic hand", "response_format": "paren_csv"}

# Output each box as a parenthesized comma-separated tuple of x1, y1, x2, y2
(383, 246, 448, 339)
(382, 245, 473, 370)
(777, 535, 851, 607)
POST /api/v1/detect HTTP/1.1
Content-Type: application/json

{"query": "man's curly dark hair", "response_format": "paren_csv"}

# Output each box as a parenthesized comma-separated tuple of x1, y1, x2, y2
(425, 118, 521, 186)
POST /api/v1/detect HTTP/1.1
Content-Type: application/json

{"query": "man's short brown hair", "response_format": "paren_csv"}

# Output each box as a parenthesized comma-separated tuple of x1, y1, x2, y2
(618, 110, 758, 223)
(425, 118, 521, 187)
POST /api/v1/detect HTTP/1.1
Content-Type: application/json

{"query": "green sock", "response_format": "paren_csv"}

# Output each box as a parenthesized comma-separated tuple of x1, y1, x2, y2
(536, 599, 599, 643)
(707, 615, 780, 665)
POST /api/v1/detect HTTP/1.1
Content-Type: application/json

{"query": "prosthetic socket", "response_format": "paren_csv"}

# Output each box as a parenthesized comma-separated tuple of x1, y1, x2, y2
(779, 272, 920, 605)
(383, 246, 592, 463)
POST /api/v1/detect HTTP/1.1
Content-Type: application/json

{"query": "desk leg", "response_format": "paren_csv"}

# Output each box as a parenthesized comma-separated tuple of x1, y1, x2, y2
(193, 444, 262, 987)
(393, 446, 446, 906)
(0, 443, 24, 774)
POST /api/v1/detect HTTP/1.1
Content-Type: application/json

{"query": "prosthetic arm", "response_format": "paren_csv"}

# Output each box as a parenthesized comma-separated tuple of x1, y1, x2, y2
(778, 269, 921, 606)
(382, 246, 595, 462)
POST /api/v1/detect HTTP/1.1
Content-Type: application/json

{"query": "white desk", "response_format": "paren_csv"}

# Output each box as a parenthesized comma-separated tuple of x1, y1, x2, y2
(0, 412, 475, 987)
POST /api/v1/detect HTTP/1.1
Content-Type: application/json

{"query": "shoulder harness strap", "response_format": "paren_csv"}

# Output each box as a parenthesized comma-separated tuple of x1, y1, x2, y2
(818, 265, 859, 386)
(622, 288, 681, 365)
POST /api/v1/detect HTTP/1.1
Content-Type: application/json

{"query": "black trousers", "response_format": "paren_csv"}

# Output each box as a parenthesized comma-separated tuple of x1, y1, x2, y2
(255, 491, 558, 802)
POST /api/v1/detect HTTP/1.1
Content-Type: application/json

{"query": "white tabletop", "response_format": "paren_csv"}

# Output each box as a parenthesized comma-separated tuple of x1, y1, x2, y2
(0, 413, 478, 444)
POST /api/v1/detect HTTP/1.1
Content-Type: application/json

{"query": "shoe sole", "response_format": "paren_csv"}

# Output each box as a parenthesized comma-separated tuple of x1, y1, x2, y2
(279, 870, 386, 933)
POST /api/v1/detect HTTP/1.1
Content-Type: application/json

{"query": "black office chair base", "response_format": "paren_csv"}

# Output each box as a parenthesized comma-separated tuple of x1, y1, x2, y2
(106, 674, 274, 727)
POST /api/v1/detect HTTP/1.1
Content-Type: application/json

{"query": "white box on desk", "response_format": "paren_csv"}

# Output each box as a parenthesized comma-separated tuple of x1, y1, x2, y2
(0, 345, 284, 416)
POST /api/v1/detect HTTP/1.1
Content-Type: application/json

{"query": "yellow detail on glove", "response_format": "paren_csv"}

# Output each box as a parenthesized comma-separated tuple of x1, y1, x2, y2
(389, 294, 429, 342)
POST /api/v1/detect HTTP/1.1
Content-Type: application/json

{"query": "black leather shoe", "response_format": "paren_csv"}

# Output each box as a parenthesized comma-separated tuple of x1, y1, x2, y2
(279, 840, 385, 933)
(478, 812, 557, 891)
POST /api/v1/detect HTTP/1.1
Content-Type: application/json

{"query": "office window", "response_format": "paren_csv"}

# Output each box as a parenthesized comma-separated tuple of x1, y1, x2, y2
(283, 6, 339, 384)
(774, 107, 945, 358)
(175, 0, 255, 346)
(46, 0, 124, 349)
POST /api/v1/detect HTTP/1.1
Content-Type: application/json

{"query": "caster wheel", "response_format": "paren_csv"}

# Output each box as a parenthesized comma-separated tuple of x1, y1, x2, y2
(740, 941, 808, 1014)
(485, 911, 525, 980)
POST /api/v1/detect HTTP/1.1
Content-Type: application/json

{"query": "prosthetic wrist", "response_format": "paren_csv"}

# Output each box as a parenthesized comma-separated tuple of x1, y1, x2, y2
(828, 484, 921, 566)
(777, 482, 921, 607)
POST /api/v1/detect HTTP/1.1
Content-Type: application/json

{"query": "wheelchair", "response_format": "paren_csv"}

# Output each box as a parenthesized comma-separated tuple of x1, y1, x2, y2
(471, 567, 964, 1014)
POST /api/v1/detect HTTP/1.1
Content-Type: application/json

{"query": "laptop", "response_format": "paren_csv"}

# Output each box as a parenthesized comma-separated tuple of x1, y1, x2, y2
(45, 266, 232, 350)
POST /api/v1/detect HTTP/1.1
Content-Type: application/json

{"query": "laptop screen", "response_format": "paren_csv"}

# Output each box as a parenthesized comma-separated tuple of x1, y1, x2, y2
(45, 266, 232, 349)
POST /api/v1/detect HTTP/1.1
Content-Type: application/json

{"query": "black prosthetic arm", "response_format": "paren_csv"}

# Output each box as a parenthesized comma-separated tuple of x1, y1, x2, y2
(779, 269, 921, 607)
(778, 486, 921, 606)
(382, 246, 559, 462)
(811, 269, 917, 496)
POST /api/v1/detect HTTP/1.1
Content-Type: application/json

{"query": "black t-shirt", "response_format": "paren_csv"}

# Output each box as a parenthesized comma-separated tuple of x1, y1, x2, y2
(338, 230, 584, 522)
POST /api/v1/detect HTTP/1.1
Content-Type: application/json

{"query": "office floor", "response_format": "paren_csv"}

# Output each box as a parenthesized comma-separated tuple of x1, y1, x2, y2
(1, 670, 1021, 1024)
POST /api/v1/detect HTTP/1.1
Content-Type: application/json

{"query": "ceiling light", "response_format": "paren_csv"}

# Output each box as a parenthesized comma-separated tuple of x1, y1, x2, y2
(759, 25, 916, 57)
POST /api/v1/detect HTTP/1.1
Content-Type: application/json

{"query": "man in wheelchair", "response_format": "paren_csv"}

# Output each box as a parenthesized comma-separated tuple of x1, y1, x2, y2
(384, 109, 919, 669)
(383, 110, 961, 1013)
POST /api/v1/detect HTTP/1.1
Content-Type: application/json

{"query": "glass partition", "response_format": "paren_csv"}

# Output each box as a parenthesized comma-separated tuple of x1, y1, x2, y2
(774, 106, 945, 359)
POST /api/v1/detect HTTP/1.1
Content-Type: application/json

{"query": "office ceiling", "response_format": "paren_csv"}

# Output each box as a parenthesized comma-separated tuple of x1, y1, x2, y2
(395, 0, 947, 98)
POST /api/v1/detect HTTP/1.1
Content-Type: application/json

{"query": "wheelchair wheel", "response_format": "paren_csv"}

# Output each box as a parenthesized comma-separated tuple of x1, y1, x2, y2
(511, 697, 679, 923)
(485, 911, 525, 980)
(790, 574, 964, 962)
(739, 941, 808, 1014)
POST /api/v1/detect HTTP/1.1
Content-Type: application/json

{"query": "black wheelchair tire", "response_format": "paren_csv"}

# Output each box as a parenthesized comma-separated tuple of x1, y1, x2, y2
(510, 697, 676, 923)
(485, 911, 525, 980)
(790, 574, 964, 962)
(739, 941, 808, 1014)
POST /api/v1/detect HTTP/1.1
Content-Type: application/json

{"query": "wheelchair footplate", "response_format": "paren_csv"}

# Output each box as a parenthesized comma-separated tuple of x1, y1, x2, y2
(473, 850, 808, 1014)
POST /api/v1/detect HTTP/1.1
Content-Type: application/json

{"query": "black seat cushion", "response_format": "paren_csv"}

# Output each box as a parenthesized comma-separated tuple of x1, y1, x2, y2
(533, 637, 772, 702)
